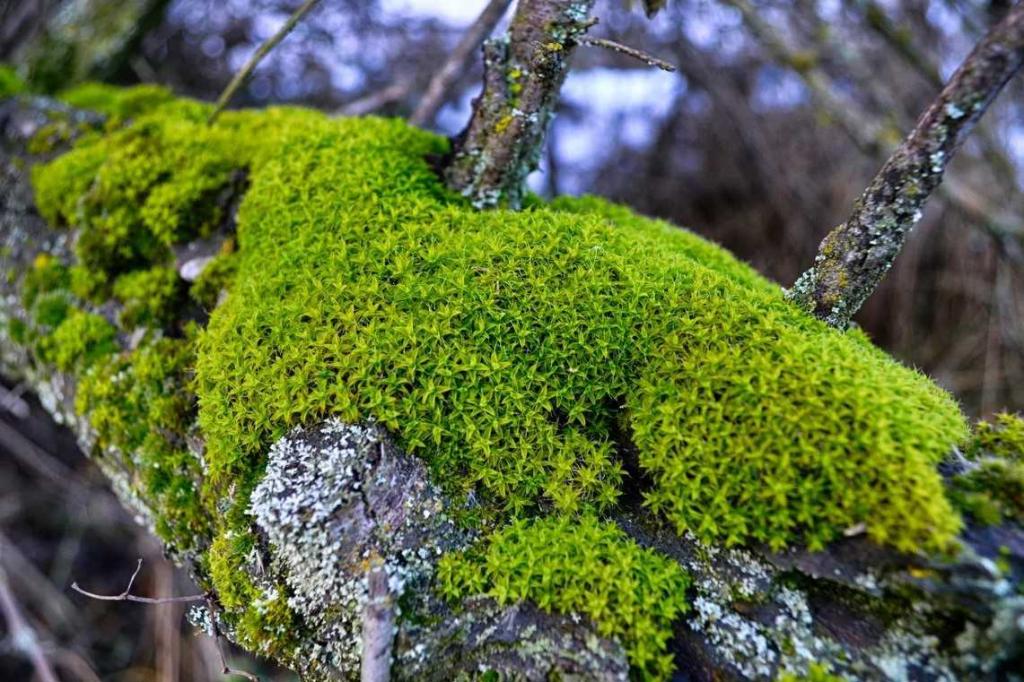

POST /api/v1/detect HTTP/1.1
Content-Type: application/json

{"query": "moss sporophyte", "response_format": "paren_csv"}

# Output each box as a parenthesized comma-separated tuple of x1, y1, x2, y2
(23, 85, 973, 678)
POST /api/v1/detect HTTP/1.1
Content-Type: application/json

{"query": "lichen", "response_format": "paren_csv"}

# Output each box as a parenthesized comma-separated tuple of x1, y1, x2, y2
(438, 515, 690, 679)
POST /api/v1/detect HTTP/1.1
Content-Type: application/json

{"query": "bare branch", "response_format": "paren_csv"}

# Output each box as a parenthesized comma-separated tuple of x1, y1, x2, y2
(443, 0, 597, 209)
(0, 563, 59, 682)
(70, 558, 206, 604)
(208, 0, 322, 125)
(787, 3, 1024, 327)
(339, 79, 414, 117)
(410, 0, 514, 127)
(580, 36, 676, 71)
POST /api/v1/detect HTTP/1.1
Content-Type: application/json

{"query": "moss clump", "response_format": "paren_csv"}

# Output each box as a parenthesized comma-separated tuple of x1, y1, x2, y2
(184, 110, 963, 553)
(439, 516, 690, 679)
(949, 414, 1024, 526)
(970, 412, 1024, 461)
(32, 96, 247, 279)
(58, 82, 174, 123)
(29, 89, 975, 675)
(31, 96, 968, 553)
(39, 308, 116, 372)
(112, 265, 184, 328)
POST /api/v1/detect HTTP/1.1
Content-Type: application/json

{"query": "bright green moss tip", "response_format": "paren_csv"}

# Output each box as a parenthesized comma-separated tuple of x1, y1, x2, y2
(438, 515, 690, 680)
(40, 308, 116, 372)
(31, 91, 969, 557)
(0, 64, 26, 98)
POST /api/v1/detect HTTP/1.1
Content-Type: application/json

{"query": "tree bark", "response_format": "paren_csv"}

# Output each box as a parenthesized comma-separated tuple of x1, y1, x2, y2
(786, 3, 1024, 328)
(442, 0, 595, 209)
(3, 94, 1024, 680)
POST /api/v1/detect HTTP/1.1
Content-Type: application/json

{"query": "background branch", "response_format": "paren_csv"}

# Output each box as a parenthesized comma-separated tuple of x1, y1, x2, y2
(786, 3, 1024, 327)
(409, 0, 513, 127)
(208, 0, 322, 124)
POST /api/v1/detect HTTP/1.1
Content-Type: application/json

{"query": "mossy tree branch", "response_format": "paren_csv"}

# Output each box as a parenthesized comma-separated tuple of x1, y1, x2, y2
(442, 0, 596, 209)
(786, 3, 1024, 328)
(4, 92, 1024, 680)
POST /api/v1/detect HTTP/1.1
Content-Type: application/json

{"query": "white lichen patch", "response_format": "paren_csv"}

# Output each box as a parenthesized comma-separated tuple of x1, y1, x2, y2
(249, 418, 465, 677)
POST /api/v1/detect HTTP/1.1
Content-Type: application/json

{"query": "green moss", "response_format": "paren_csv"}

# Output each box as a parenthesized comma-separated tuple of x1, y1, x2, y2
(208, 532, 299, 660)
(112, 265, 184, 328)
(949, 414, 1024, 526)
(39, 309, 116, 371)
(76, 334, 206, 550)
(778, 663, 844, 681)
(439, 515, 690, 680)
(971, 412, 1024, 461)
(58, 82, 174, 123)
(32, 97, 246, 278)
(22, 253, 70, 309)
(0, 65, 26, 98)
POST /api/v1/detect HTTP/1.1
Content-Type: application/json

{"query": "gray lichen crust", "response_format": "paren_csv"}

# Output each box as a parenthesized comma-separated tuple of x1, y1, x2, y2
(249, 419, 630, 680)
(250, 419, 466, 677)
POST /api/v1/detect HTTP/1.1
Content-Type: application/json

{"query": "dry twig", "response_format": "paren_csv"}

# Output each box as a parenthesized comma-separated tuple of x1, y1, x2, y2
(580, 36, 676, 71)
(71, 559, 206, 605)
(208, 0, 322, 125)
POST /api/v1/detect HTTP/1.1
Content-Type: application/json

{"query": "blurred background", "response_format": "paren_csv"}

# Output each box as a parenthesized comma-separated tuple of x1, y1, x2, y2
(1, 0, 1022, 679)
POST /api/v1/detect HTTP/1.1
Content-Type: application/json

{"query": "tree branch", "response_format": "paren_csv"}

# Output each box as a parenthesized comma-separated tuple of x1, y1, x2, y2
(360, 553, 395, 682)
(410, 0, 514, 127)
(787, 3, 1024, 327)
(208, 0, 322, 125)
(442, 0, 596, 209)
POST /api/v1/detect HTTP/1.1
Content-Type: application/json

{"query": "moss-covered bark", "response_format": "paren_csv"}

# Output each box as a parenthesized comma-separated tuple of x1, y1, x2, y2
(2, 92, 1024, 680)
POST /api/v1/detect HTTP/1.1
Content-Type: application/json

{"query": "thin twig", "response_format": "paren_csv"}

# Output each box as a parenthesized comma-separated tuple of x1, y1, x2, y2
(0, 563, 59, 682)
(205, 598, 261, 682)
(70, 558, 206, 604)
(410, 0, 514, 127)
(208, 0, 322, 125)
(580, 36, 676, 71)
